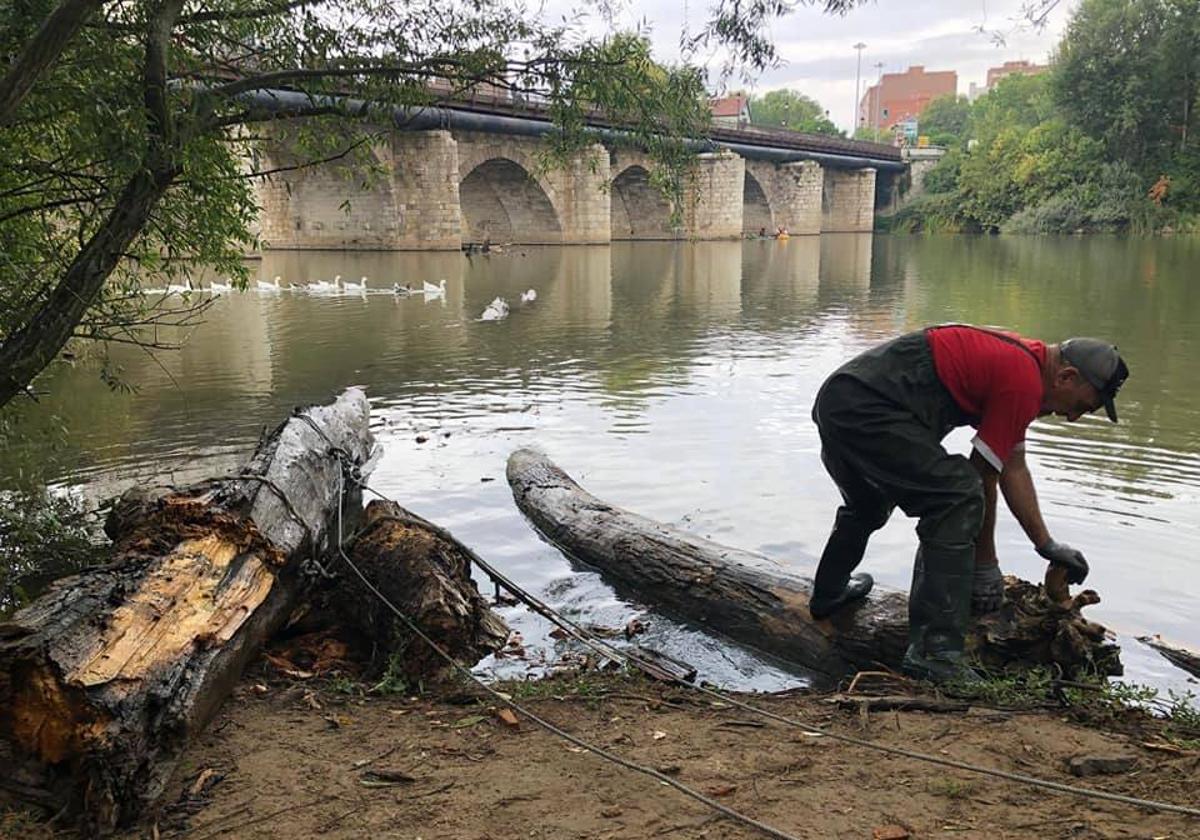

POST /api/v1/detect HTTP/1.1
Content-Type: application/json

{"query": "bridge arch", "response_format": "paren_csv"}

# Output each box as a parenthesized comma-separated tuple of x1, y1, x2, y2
(610, 164, 674, 240)
(743, 170, 773, 235)
(458, 157, 563, 244)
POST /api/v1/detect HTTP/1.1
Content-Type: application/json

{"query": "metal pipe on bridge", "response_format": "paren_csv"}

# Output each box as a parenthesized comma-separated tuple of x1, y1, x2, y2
(240, 89, 906, 172)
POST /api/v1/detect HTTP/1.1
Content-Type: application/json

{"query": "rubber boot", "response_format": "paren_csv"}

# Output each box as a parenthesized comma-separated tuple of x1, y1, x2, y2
(901, 544, 983, 684)
(810, 507, 877, 619)
(810, 573, 874, 619)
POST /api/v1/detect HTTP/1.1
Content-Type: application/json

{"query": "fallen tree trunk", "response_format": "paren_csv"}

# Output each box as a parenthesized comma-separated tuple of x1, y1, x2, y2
(506, 449, 1122, 681)
(1138, 635, 1200, 680)
(334, 500, 509, 683)
(0, 388, 375, 832)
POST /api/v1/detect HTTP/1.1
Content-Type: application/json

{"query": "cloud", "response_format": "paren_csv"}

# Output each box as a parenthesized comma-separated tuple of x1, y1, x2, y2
(547, 0, 1079, 133)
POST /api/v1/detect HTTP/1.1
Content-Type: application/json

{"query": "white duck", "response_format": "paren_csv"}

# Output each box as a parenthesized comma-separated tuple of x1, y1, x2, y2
(166, 279, 194, 294)
(307, 274, 341, 293)
(420, 278, 447, 298)
(342, 276, 367, 293)
(478, 296, 510, 322)
(520, 288, 537, 304)
(210, 278, 233, 293)
(256, 275, 282, 292)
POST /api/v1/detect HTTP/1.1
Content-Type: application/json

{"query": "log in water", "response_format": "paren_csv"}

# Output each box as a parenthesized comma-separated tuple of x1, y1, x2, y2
(506, 448, 1122, 681)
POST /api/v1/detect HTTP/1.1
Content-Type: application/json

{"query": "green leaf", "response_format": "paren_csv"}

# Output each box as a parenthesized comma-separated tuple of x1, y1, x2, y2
(451, 715, 487, 729)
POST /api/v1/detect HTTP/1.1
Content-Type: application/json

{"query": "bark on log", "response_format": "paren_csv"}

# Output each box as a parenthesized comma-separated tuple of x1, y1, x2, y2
(335, 500, 508, 683)
(506, 449, 1122, 682)
(1138, 635, 1200, 680)
(0, 388, 375, 832)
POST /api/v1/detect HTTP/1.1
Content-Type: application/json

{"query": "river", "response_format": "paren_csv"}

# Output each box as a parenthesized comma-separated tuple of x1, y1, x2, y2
(4, 235, 1198, 693)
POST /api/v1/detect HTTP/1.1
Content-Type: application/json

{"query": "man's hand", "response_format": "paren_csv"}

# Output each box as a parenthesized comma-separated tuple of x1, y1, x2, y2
(971, 562, 1005, 614)
(1037, 540, 1089, 585)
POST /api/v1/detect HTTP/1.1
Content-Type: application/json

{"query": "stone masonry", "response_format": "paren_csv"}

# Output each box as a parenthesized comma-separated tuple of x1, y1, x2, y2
(744, 159, 824, 236)
(253, 124, 882, 249)
(456, 132, 609, 244)
(821, 168, 877, 233)
(682, 151, 745, 240)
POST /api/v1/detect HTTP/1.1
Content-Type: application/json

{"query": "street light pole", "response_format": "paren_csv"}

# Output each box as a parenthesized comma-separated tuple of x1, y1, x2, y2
(852, 42, 866, 134)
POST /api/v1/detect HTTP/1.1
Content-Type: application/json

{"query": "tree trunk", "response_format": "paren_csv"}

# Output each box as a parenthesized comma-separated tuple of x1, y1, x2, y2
(506, 449, 1122, 681)
(0, 164, 177, 409)
(1139, 635, 1200, 680)
(0, 0, 182, 411)
(0, 388, 376, 833)
(334, 500, 508, 684)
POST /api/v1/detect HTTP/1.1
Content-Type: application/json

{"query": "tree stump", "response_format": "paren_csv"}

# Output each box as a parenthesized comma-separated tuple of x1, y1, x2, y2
(336, 500, 508, 685)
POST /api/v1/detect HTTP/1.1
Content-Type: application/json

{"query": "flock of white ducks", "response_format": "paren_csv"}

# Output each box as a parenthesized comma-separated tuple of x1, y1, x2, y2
(144, 276, 537, 323)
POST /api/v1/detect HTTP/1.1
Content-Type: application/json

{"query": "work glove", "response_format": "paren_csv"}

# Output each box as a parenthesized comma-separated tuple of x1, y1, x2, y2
(971, 562, 1004, 614)
(1037, 540, 1089, 585)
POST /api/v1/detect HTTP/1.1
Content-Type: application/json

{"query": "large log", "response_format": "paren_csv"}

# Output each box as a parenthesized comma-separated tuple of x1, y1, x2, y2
(0, 388, 376, 832)
(335, 499, 509, 682)
(1138, 635, 1200, 680)
(506, 449, 1121, 681)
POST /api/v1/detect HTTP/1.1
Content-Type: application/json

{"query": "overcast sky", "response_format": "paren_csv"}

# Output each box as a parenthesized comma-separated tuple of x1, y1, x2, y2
(565, 0, 1079, 133)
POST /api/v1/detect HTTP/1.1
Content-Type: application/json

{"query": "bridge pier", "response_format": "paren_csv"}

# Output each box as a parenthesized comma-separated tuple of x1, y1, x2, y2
(682, 150, 744, 240)
(256, 134, 404, 250)
(257, 129, 462, 250)
(775, 160, 825, 235)
(391, 130, 463, 250)
(545, 144, 611, 244)
(821, 168, 877, 233)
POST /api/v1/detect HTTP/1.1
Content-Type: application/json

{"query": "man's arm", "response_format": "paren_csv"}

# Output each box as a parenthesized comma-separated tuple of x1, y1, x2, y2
(996, 445, 1051, 549)
(968, 449, 1003, 612)
(968, 449, 1000, 564)
(999, 445, 1090, 584)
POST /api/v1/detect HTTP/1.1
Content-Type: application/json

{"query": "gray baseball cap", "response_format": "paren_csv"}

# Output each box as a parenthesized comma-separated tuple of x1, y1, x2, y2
(1061, 338, 1129, 422)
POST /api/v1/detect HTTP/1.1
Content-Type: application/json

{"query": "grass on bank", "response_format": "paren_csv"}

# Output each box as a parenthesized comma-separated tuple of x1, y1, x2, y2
(941, 665, 1200, 748)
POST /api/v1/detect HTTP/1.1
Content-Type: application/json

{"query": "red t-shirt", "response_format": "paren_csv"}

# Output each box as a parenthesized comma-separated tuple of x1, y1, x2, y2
(925, 325, 1046, 471)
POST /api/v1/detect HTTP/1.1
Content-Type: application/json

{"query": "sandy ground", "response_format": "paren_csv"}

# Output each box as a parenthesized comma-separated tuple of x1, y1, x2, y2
(104, 666, 1200, 840)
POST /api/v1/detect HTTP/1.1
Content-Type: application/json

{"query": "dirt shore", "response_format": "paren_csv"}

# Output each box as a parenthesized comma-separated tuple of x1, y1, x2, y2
(85, 665, 1199, 840)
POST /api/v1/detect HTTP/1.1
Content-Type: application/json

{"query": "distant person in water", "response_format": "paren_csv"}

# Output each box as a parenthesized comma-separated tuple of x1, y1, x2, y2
(808, 325, 1129, 683)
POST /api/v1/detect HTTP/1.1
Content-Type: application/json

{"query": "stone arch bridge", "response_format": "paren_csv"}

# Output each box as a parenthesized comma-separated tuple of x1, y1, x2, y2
(254, 102, 902, 250)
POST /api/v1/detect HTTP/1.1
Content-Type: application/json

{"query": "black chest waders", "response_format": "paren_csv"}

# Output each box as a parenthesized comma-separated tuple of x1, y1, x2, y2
(810, 331, 987, 683)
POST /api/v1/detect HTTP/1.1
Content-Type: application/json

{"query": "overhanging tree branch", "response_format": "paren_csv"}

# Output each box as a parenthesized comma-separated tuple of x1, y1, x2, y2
(0, 0, 186, 407)
(0, 0, 108, 126)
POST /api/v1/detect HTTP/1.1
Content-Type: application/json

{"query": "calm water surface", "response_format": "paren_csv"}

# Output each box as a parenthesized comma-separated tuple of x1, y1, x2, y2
(6, 236, 1198, 692)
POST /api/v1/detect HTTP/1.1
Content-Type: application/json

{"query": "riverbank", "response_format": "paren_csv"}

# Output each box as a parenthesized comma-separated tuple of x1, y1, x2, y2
(2, 665, 1172, 838)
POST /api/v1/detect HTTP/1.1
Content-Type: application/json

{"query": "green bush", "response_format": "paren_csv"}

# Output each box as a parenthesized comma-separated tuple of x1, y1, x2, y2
(1003, 191, 1092, 234)
(885, 192, 969, 234)
(1002, 163, 1165, 234)
(0, 489, 105, 616)
(921, 150, 962, 194)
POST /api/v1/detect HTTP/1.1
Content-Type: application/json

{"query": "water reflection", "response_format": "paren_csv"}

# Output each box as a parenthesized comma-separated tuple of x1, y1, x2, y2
(4, 235, 1198, 691)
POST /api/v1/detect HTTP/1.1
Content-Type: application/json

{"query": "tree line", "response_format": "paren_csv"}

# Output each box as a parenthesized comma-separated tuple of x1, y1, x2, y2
(891, 0, 1199, 234)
